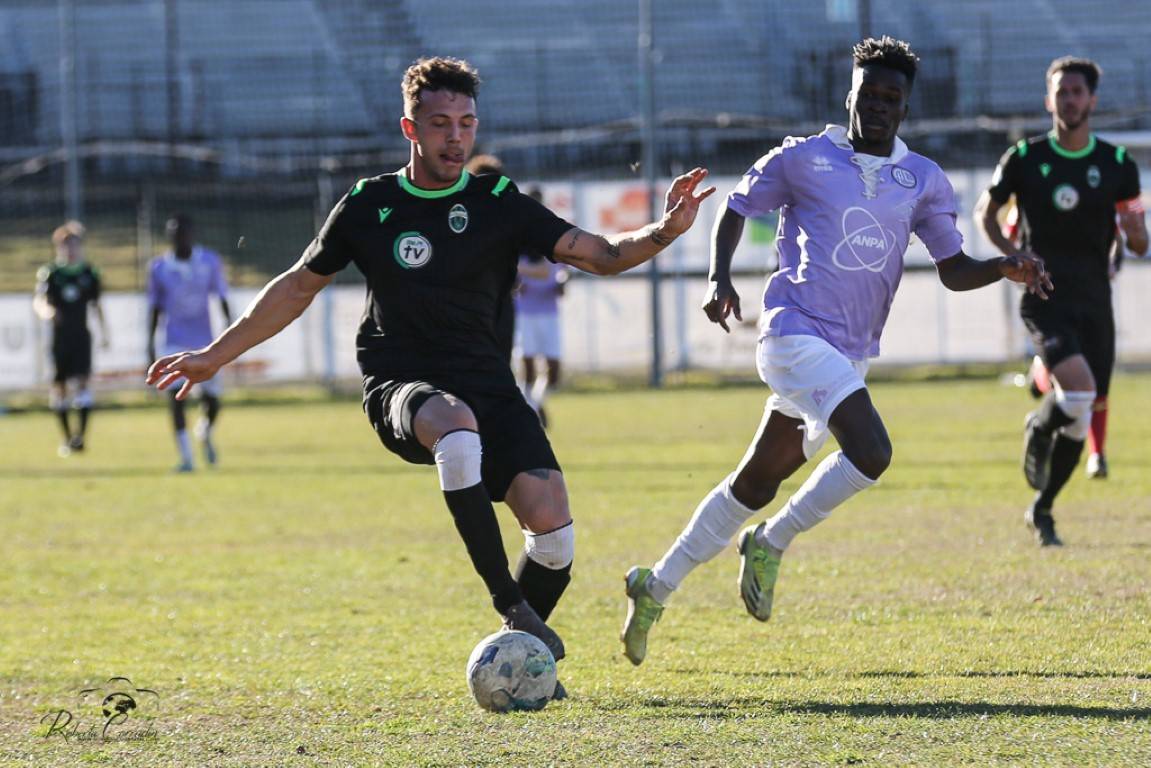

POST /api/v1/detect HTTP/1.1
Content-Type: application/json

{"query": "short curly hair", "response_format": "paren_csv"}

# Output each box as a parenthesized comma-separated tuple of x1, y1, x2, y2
(852, 36, 919, 88)
(1047, 56, 1101, 94)
(401, 57, 480, 118)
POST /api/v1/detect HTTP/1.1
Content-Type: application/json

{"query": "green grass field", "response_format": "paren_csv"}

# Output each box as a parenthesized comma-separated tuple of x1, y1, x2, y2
(2, 378, 1150, 767)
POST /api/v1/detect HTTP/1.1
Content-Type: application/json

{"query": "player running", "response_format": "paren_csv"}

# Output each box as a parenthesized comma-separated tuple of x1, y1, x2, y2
(147, 57, 714, 687)
(620, 37, 1050, 666)
(34, 221, 109, 456)
(976, 56, 1147, 546)
(147, 215, 233, 472)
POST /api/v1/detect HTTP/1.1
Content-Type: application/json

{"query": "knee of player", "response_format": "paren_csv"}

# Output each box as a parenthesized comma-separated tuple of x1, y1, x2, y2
(523, 520, 575, 570)
(729, 472, 779, 511)
(849, 437, 892, 481)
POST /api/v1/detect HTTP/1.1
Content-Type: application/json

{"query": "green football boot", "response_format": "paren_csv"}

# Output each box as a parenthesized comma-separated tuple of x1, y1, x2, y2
(621, 566, 664, 666)
(738, 524, 782, 621)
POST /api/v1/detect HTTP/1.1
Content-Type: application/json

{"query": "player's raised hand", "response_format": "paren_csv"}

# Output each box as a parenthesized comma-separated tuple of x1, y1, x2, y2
(1000, 250, 1053, 299)
(661, 168, 716, 238)
(701, 277, 743, 333)
(146, 350, 220, 400)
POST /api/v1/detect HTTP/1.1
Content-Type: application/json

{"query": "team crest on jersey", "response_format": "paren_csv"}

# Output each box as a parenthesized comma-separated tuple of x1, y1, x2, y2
(448, 203, 469, 234)
(812, 155, 833, 172)
(891, 166, 917, 189)
(1052, 184, 1079, 211)
(393, 231, 433, 269)
(1086, 165, 1101, 188)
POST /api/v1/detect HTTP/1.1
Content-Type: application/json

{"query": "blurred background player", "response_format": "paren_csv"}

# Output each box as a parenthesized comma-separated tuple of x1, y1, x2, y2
(515, 187, 568, 428)
(977, 56, 1148, 546)
(1005, 196, 1126, 480)
(620, 37, 1050, 666)
(146, 214, 232, 472)
(33, 221, 109, 456)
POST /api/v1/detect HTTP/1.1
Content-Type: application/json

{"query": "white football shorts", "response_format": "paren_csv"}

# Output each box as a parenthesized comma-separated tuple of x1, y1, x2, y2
(756, 334, 869, 459)
(516, 312, 562, 359)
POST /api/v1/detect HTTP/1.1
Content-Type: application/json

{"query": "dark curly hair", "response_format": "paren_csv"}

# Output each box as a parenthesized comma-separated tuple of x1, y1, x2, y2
(1047, 56, 1101, 94)
(852, 36, 919, 88)
(401, 57, 480, 118)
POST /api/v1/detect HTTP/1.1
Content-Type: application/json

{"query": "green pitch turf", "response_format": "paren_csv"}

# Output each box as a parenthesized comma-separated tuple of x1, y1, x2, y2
(2, 377, 1149, 767)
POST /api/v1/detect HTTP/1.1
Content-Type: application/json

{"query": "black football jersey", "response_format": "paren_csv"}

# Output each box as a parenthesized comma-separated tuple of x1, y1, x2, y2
(304, 171, 574, 382)
(36, 262, 101, 335)
(988, 133, 1140, 301)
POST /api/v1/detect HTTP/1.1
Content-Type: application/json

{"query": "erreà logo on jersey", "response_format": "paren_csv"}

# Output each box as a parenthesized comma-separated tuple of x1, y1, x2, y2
(448, 203, 469, 234)
(393, 232, 433, 269)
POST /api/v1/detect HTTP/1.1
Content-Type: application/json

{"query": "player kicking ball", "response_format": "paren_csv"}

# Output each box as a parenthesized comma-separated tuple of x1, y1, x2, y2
(621, 37, 1051, 665)
(146, 57, 714, 694)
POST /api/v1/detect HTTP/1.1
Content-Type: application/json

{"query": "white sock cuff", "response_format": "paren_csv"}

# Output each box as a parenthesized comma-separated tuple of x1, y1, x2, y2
(524, 521, 574, 570)
(1054, 389, 1096, 421)
(434, 429, 483, 491)
(50, 392, 67, 411)
(836, 452, 876, 491)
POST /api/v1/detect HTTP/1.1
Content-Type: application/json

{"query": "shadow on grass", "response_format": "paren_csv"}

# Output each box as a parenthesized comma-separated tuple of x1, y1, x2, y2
(676, 668, 1151, 681)
(627, 697, 1151, 721)
(780, 700, 1151, 720)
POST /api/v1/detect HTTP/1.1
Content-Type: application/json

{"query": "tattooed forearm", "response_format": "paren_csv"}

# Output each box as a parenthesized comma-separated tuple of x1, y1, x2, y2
(650, 227, 675, 247)
(566, 230, 581, 250)
(605, 240, 621, 260)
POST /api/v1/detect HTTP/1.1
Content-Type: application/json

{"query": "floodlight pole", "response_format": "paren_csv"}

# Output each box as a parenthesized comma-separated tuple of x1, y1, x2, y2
(58, 0, 82, 221)
(639, 0, 663, 387)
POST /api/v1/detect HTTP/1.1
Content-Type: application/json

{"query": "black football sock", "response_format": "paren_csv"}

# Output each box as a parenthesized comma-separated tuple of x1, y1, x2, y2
(514, 554, 572, 622)
(444, 485, 523, 614)
(77, 407, 90, 439)
(1037, 434, 1085, 508)
(169, 394, 187, 431)
(55, 409, 72, 442)
(202, 394, 221, 426)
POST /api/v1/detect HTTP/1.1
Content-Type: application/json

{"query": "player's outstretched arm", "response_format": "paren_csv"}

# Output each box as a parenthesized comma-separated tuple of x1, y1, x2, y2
(701, 207, 746, 333)
(935, 250, 1052, 298)
(552, 168, 715, 276)
(146, 258, 333, 399)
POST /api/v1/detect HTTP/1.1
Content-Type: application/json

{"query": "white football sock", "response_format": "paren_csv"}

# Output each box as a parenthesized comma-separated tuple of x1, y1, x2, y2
(649, 474, 756, 604)
(759, 451, 874, 552)
(530, 376, 549, 409)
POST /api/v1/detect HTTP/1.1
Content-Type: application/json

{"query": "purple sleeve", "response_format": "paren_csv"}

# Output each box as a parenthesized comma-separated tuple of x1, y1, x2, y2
(914, 169, 964, 262)
(146, 261, 162, 309)
(726, 146, 791, 218)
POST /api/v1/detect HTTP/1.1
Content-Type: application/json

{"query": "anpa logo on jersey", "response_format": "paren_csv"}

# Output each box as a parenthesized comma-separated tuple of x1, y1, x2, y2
(1052, 184, 1080, 212)
(393, 232, 433, 269)
(891, 166, 917, 189)
(832, 207, 897, 273)
(448, 203, 469, 234)
(1086, 165, 1101, 188)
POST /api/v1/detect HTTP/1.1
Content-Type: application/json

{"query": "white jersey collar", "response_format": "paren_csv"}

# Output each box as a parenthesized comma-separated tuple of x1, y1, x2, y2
(823, 124, 909, 165)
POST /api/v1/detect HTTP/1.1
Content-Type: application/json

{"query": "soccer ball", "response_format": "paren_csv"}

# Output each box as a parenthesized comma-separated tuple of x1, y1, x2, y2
(466, 630, 557, 713)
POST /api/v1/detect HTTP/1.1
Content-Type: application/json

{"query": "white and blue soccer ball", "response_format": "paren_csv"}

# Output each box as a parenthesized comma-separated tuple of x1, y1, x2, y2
(466, 630, 557, 713)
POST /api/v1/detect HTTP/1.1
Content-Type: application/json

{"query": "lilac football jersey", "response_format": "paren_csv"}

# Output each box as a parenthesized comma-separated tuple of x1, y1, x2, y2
(515, 258, 566, 315)
(146, 246, 229, 349)
(728, 125, 963, 360)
